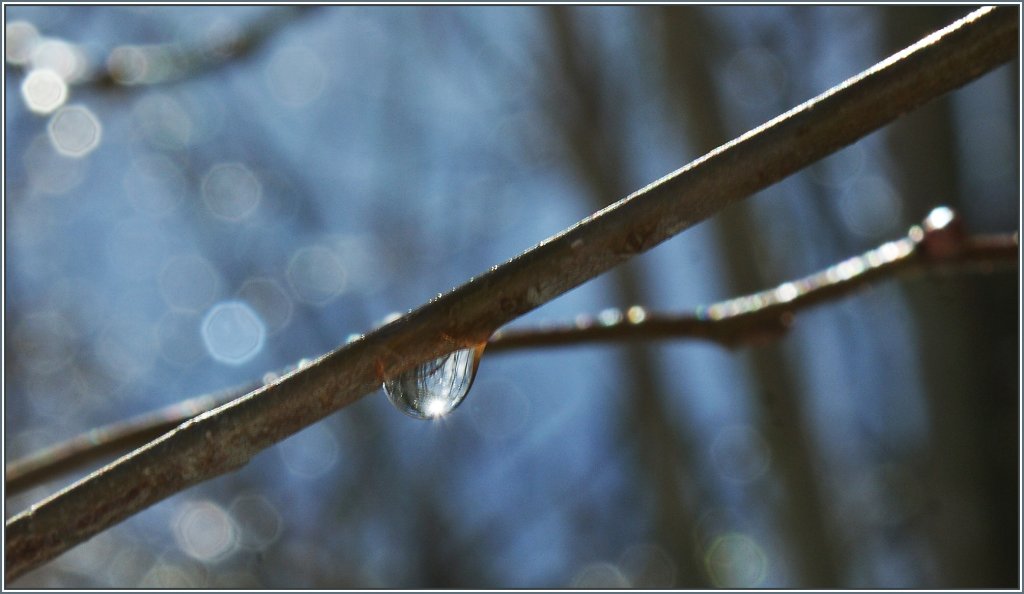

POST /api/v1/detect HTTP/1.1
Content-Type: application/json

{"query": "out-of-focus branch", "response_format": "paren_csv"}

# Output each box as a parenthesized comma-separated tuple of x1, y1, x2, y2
(4, 383, 260, 497)
(6, 210, 1017, 498)
(5, 7, 1015, 581)
(9, 7, 318, 89)
(99, 7, 319, 87)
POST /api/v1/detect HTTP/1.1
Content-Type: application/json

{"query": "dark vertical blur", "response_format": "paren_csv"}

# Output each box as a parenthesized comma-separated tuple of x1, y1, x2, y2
(882, 6, 1019, 587)
(657, 7, 842, 586)
(542, 7, 708, 586)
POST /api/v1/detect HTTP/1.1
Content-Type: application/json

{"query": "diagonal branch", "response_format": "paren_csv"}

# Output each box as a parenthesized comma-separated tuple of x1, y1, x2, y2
(4, 6, 1016, 581)
(6, 210, 1016, 499)
(4, 382, 262, 497)
(493, 240, 1018, 352)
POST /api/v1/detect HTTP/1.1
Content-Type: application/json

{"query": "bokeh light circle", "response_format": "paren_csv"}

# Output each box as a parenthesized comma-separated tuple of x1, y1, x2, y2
(201, 162, 262, 221)
(172, 500, 237, 563)
(21, 68, 67, 114)
(705, 533, 768, 587)
(47, 104, 102, 157)
(572, 562, 631, 588)
(5, 21, 40, 65)
(286, 245, 347, 305)
(229, 493, 283, 551)
(201, 300, 266, 365)
(237, 276, 293, 334)
(159, 254, 222, 312)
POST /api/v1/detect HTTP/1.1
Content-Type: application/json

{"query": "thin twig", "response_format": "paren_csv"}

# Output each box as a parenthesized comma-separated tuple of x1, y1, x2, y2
(4, 383, 260, 497)
(4, 7, 1016, 581)
(492, 220, 1018, 351)
(6, 211, 1015, 499)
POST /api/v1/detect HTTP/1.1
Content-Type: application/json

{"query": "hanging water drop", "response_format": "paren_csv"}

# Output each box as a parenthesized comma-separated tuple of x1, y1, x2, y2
(383, 344, 485, 419)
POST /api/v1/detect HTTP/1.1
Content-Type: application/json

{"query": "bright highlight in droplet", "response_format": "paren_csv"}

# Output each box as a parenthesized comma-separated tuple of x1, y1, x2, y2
(47, 105, 102, 157)
(21, 68, 67, 114)
(424, 398, 449, 418)
(201, 301, 266, 365)
(383, 345, 485, 420)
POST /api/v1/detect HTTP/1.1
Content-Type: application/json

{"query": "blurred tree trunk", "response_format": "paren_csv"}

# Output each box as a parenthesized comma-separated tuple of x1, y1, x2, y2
(656, 7, 843, 586)
(544, 7, 710, 587)
(882, 6, 1018, 587)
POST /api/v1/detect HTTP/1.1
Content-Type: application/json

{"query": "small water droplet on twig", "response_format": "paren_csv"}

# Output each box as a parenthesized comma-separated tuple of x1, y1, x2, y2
(382, 344, 486, 420)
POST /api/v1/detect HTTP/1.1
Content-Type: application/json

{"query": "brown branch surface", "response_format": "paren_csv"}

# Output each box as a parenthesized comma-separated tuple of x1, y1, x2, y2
(7, 219, 1017, 499)
(4, 383, 260, 497)
(4, 7, 1017, 581)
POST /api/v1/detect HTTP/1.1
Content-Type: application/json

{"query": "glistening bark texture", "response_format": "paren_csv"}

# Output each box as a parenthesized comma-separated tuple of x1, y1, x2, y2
(5, 227, 1016, 500)
(5, 6, 1016, 581)
(4, 382, 261, 496)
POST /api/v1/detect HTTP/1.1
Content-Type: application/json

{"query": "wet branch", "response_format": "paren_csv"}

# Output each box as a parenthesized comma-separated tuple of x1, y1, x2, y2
(4, 6, 1016, 581)
(5, 212, 1017, 498)
(493, 216, 1018, 351)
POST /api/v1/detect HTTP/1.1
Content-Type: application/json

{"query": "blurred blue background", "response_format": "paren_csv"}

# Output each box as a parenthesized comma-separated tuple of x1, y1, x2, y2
(3, 6, 1018, 588)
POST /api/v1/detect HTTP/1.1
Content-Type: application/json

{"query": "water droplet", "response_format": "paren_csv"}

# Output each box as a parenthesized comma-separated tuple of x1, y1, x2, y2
(924, 206, 956, 232)
(918, 206, 964, 259)
(773, 282, 799, 304)
(598, 308, 623, 326)
(626, 306, 647, 324)
(383, 344, 484, 420)
(376, 311, 403, 328)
